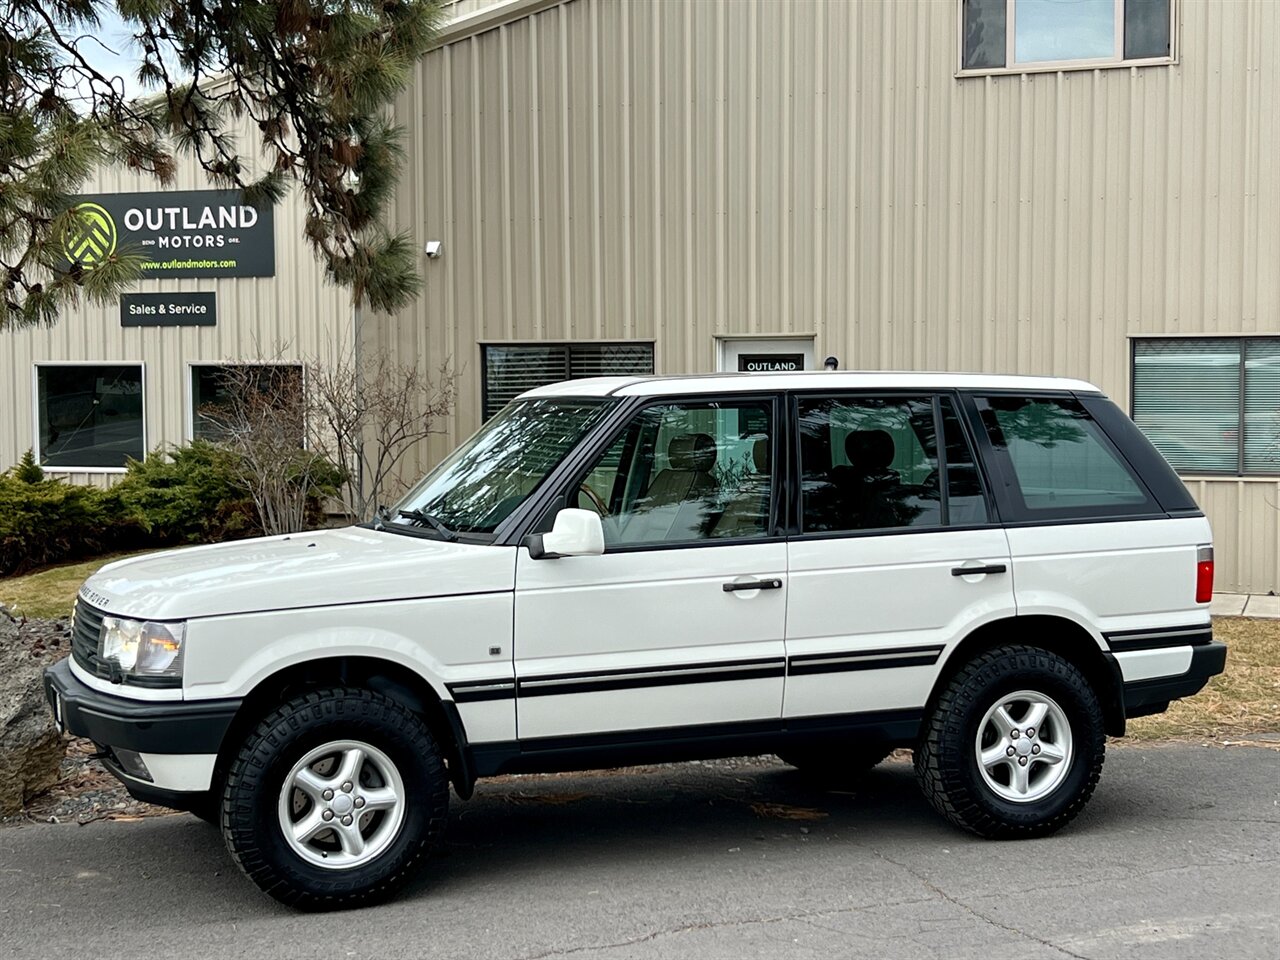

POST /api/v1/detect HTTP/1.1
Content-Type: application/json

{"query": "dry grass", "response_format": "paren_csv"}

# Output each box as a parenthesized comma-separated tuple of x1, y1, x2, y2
(0, 552, 154, 620)
(1127, 617, 1280, 741)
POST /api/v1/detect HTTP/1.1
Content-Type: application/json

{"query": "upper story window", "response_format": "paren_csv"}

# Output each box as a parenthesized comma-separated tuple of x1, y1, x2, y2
(482, 342, 654, 419)
(1132, 338, 1280, 477)
(960, 0, 1174, 75)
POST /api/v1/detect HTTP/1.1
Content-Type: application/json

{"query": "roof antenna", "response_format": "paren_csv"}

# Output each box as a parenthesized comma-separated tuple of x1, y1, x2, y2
(823, 356, 839, 371)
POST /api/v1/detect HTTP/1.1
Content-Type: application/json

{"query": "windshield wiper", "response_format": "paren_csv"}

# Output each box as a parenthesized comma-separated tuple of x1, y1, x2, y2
(396, 508, 459, 542)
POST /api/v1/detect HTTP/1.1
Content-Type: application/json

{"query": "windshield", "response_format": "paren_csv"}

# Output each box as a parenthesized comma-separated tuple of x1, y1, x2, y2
(385, 397, 616, 538)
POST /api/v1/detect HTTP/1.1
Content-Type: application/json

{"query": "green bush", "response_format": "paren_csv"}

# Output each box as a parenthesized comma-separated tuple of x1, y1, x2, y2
(112, 441, 259, 545)
(0, 465, 142, 577)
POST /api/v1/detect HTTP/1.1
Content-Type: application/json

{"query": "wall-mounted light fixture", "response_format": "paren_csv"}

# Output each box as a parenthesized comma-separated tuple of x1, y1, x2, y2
(424, 240, 444, 259)
(823, 356, 839, 371)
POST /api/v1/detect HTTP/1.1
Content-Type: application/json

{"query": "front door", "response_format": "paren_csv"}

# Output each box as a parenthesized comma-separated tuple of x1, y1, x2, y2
(783, 392, 1016, 720)
(514, 395, 787, 741)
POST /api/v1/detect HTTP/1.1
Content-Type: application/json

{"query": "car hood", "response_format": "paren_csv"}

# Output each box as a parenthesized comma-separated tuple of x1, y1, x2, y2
(79, 527, 517, 620)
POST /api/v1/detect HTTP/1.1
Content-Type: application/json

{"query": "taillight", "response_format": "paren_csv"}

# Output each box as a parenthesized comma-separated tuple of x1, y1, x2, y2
(1196, 545, 1214, 603)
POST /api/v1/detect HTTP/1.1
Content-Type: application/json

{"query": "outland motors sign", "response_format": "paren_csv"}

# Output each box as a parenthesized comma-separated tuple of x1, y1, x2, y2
(63, 190, 275, 278)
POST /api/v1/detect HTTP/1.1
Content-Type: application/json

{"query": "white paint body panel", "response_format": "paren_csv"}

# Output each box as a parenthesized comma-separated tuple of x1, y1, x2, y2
(136, 753, 217, 792)
(514, 542, 787, 739)
(1115, 647, 1196, 682)
(183, 592, 517, 742)
(784, 529, 1017, 717)
(1005, 517, 1214, 636)
(83, 526, 515, 621)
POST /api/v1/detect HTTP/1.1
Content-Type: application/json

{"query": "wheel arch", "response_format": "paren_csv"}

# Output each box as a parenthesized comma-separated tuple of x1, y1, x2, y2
(931, 615, 1126, 737)
(211, 656, 476, 801)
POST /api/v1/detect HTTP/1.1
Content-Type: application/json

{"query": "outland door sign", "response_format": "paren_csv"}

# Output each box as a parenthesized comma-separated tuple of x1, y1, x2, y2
(65, 190, 275, 278)
(737, 353, 805, 372)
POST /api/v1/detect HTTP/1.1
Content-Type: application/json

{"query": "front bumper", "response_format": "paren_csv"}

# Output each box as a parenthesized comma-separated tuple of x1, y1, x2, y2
(1121, 641, 1228, 718)
(43, 658, 241, 803)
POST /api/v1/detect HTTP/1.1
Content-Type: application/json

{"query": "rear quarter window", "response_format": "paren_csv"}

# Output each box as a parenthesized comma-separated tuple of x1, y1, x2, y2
(972, 394, 1162, 522)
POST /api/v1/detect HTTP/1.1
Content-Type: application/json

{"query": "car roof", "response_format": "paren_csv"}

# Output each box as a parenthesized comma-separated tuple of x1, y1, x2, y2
(519, 370, 1104, 400)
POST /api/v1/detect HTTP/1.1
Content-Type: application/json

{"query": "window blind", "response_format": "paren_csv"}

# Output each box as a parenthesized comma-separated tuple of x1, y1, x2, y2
(483, 343, 654, 419)
(1132, 339, 1241, 474)
(1244, 339, 1280, 473)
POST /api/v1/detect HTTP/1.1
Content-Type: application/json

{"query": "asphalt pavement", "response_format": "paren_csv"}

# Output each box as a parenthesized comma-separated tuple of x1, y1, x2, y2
(1, 744, 1277, 960)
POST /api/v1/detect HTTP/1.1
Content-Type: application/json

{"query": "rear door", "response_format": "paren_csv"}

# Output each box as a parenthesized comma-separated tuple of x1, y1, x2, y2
(968, 392, 1212, 682)
(783, 393, 1017, 720)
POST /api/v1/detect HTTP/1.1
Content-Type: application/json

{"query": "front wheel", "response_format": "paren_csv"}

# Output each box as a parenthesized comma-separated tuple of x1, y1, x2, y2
(914, 645, 1105, 839)
(221, 688, 449, 910)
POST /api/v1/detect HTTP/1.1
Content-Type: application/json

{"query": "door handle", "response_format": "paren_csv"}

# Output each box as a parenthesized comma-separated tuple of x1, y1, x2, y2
(951, 564, 1007, 577)
(723, 578, 784, 592)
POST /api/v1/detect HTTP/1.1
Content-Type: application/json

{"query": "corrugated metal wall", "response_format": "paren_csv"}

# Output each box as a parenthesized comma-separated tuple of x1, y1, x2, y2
(373, 0, 1280, 593)
(0, 132, 353, 487)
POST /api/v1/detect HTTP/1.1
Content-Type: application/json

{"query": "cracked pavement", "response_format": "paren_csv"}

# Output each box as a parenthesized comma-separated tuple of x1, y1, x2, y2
(1, 744, 1277, 959)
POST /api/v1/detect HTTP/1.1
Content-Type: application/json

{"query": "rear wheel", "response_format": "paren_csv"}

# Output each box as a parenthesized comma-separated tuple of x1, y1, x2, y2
(221, 688, 449, 910)
(915, 645, 1105, 839)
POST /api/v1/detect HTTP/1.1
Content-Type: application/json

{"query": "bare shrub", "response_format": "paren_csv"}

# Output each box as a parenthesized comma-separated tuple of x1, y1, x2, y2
(307, 355, 457, 522)
(197, 365, 340, 536)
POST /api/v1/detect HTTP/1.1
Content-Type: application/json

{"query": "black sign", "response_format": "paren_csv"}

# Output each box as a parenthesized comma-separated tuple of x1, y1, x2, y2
(65, 190, 275, 278)
(121, 292, 217, 327)
(738, 353, 805, 373)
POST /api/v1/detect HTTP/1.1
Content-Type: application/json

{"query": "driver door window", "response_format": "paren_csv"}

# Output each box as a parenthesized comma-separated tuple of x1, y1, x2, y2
(576, 399, 775, 546)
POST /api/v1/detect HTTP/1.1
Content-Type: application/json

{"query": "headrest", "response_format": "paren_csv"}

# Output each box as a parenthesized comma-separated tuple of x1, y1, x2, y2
(845, 429, 895, 472)
(752, 437, 769, 473)
(668, 433, 717, 472)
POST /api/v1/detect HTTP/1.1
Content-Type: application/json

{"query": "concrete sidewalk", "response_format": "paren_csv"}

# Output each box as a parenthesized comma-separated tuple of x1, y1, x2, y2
(1212, 593, 1280, 618)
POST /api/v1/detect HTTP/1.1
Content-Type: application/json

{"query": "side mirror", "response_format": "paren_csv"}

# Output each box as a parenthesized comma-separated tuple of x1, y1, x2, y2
(524, 508, 605, 560)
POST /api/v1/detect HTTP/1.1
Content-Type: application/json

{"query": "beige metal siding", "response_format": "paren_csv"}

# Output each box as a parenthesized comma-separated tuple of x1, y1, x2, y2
(374, 0, 1280, 592)
(0, 143, 352, 480)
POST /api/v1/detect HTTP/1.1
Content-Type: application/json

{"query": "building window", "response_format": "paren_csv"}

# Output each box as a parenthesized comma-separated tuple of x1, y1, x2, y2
(191, 364, 305, 442)
(1132, 338, 1280, 476)
(960, 0, 1173, 73)
(36, 364, 145, 469)
(481, 342, 654, 419)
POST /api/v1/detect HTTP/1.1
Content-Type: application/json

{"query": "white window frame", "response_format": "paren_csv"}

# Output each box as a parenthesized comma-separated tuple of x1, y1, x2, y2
(32, 361, 147, 474)
(186, 361, 307, 444)
(956, 0, 1177, 78)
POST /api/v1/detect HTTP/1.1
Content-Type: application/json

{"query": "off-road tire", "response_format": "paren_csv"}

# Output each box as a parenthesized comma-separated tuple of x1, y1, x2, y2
(221, 687, 449, 910)
(914, 645, 1105, 839)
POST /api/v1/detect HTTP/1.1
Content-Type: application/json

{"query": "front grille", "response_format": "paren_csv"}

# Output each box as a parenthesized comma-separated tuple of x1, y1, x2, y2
(72, 601, 111, 680)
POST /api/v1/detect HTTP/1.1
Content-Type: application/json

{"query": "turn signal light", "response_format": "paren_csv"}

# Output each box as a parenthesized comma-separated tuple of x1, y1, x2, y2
(1196, 545, 1214, 604)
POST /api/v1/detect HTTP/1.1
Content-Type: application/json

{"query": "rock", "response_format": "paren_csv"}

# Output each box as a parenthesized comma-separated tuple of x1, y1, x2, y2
(0, 611, 69, 817)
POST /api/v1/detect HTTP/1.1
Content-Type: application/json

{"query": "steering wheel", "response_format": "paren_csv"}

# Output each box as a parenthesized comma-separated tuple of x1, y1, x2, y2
(578, 481, 610, 516)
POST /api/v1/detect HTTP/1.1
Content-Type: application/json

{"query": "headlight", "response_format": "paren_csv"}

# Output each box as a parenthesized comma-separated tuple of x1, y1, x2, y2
(100, 617, 186, 678)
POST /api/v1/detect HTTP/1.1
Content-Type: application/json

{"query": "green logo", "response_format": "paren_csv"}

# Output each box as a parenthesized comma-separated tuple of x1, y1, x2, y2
(63, 202, 118, 266)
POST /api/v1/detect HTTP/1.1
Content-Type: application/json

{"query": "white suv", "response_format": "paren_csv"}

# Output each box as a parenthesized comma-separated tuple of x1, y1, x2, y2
(45, 372, 1225, 909)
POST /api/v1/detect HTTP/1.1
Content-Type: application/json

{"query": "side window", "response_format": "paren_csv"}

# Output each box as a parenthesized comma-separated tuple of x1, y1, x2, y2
(576, 399, 775, 547)
(974, 395, 1157, 518)
(939, 397, 991, 525)
(799, 397, 943, 533)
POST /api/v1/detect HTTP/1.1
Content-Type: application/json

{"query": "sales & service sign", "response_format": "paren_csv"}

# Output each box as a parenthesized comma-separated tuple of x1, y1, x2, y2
(63, 190, 275, 278)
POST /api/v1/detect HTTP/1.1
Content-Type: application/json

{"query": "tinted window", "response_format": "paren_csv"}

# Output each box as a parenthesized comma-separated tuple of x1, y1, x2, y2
(799, 397, 943, 533)
(975, 395, 1157, 519)
(37, 365, 144, 468)
(578, 399, 774, 546)
(191, 364, 303, 443)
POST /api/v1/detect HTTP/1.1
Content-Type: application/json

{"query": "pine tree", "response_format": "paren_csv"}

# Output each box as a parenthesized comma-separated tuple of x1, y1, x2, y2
(0, 1, 444, 330)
